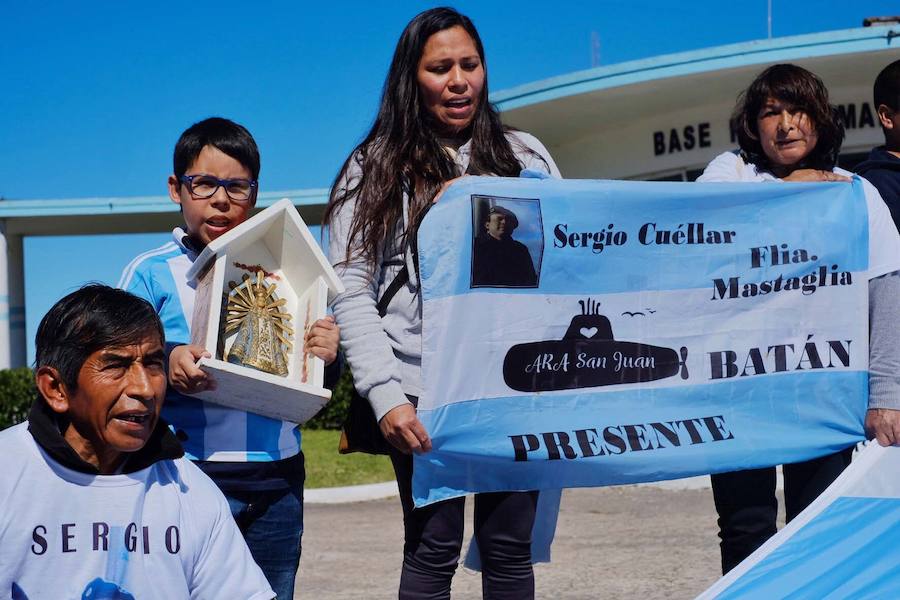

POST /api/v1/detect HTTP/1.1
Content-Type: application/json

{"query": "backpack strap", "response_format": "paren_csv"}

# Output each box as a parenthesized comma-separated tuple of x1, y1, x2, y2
(375, 193, 435, 318)
(376, 265, 409, 318)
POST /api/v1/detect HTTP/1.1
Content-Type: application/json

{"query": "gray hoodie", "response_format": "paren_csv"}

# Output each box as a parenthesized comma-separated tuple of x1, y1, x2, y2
(329, 131, 560, 420)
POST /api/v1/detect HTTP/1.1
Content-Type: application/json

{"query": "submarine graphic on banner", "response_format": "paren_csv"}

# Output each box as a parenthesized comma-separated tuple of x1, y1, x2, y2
(503, 299, 688, 392)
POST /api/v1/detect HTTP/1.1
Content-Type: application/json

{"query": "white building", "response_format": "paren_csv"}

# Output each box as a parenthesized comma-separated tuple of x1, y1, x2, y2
(0, 25, 897, 368)
(495, 25, 898, 181)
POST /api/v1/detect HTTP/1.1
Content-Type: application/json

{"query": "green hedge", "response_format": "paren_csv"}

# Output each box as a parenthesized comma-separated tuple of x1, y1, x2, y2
(0, 368, 35, 430)
(0, 365, 351, 431)
(302, 368, 352, 430)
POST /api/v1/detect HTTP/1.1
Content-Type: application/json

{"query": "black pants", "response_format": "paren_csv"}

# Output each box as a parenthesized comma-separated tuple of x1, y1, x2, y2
(710, 446, 854, 574)
(390, 449, 538, 600)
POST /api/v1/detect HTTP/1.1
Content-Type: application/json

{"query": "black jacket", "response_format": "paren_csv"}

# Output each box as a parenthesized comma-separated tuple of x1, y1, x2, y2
(27, 398, 183, 474)
(472, 235, 538, 287)
(856, 147, 900, 233)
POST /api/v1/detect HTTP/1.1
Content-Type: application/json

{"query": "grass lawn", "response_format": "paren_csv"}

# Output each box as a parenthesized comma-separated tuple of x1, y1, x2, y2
(301, 429, 395, 488)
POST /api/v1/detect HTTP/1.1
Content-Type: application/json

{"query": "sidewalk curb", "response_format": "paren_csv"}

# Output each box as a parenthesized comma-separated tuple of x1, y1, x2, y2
(304, 470, 785, 504)
(632, 470, 784, 491)
(305, 481, 399, 504)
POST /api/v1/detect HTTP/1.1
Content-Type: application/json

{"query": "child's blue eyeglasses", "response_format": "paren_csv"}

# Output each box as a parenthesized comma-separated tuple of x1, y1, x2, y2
(180, 175, 258, 203)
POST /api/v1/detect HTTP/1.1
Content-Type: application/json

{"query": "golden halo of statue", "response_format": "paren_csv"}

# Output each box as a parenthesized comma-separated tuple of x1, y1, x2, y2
(223, 270, 294, 376)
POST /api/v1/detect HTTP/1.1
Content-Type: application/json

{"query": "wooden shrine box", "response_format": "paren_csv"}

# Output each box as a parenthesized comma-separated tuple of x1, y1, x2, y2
(184, 198, 344, 424)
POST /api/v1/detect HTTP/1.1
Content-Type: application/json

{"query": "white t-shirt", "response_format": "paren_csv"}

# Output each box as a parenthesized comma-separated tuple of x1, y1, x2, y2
(698, 151, 900, 279)
(0, 423, 274, 600)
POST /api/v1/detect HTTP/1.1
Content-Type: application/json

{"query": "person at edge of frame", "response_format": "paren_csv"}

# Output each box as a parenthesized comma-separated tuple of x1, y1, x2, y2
(697, 63, 900, 574)
(856, 58, 900, 233)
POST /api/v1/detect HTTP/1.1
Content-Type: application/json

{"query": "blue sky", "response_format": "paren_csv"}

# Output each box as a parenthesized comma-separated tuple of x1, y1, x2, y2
(1, 0, 896, 362)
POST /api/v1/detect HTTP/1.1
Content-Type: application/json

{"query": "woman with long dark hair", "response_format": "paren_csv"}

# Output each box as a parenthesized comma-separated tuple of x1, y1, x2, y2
(325, 7, 559, 599)
(699, 63, 900, 573)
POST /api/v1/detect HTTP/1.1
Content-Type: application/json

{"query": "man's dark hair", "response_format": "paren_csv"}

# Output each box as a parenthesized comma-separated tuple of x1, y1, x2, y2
(35, 285, 164, 390)
(173, 117, 261, 181)
(874, 59, 900, 114)
(732, 63, 844, 172)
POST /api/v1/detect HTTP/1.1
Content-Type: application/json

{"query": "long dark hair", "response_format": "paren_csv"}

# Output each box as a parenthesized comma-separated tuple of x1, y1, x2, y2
(324, 7, 533, 268)
(733, 64, 844, 173)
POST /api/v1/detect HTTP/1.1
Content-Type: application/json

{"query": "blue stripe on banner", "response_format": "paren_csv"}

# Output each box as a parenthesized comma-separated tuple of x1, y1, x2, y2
(717, 497, 900, 598)
(420, 177, 869, 300)
(412, 370, 866, 506)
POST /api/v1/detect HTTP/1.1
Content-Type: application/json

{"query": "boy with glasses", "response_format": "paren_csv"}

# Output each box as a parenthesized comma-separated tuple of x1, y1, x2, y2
(119, 117, 339, 598)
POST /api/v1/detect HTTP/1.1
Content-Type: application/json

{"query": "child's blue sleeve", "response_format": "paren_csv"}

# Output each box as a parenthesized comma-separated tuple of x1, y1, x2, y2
(121, 263, 186, 365)
(119, 262, 156, 307)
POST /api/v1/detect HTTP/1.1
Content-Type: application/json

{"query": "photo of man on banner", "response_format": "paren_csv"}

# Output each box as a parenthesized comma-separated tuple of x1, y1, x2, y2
(471, 196, 543, 288)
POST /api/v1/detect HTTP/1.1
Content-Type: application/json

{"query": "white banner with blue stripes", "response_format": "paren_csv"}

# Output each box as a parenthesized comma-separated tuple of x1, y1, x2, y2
(412, 176, 871, 507)
(698, 442, 900, 598)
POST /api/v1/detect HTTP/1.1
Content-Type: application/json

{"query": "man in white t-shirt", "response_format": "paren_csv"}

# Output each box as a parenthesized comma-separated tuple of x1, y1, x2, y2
(0, 285, 274, 600)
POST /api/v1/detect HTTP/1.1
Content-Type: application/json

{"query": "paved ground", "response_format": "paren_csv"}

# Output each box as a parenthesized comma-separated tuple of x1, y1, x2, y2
(295, 483, 787, 599)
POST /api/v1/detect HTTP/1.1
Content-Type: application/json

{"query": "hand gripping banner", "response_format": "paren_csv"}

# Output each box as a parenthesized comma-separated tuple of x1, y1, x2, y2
(413, 176, 870, 507)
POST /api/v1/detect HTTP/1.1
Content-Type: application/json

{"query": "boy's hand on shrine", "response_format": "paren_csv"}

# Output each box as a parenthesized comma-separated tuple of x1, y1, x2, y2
(306, 316, 339, 366)
(169, 344, 214, 394)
